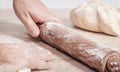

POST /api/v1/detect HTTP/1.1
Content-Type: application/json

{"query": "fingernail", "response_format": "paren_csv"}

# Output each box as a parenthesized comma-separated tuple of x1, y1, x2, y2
(31, 29, 40, 37)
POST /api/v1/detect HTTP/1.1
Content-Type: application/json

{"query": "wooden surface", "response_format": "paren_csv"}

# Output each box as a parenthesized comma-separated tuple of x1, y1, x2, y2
(0, 9, 120, 72)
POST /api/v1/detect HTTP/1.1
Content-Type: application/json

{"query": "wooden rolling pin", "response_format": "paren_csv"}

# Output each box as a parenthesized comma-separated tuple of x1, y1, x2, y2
(39, 22, 120, 72)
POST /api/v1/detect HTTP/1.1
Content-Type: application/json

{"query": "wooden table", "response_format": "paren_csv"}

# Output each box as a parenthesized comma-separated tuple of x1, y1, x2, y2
(0, 9, 120, 72)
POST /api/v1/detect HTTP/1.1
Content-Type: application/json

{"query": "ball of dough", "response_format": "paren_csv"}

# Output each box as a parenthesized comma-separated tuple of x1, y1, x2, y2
(70, 0, 120, 36)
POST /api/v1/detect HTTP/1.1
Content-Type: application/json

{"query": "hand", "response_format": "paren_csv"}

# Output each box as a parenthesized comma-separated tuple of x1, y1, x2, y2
(13, 0, 61, 37)
(0, 44, 53, 72)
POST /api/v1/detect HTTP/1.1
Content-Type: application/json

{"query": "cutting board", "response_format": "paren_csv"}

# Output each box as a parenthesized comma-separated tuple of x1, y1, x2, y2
(0, 9, 120, 72)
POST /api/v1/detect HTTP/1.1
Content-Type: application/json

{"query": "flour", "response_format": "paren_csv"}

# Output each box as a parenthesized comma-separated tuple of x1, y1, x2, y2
(45, 22, 59, 30)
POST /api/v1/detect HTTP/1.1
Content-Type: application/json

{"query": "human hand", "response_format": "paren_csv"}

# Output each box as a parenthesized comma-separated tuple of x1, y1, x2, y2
(0, 44, 53, 72)
(13, 0, 61, 37)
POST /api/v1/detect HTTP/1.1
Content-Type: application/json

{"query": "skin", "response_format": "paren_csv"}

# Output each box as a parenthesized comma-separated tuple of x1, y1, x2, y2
(0, 0, 59, 71)
(0, 44, 53, 72)
(13, 0, 61, 37)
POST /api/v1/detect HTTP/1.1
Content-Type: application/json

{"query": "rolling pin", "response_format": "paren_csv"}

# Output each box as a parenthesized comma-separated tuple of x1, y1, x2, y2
(39, 22, 120, 72)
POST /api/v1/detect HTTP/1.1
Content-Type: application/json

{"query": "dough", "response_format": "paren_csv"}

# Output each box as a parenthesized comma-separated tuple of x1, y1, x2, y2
(70, 0, 120, 36)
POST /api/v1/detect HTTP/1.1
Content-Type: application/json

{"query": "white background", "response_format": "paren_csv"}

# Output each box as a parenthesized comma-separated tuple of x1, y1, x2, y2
(0, 0, 120, 9)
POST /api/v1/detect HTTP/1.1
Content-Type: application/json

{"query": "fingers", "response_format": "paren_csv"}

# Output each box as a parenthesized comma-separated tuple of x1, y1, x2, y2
(36, 47, 53, 62)
(13, 0, 62, 37)
(21, 13, 40, 37)
(28, 60, 49, 70)
(38, 15, 62, 25)
(13, 3, 40, 37)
